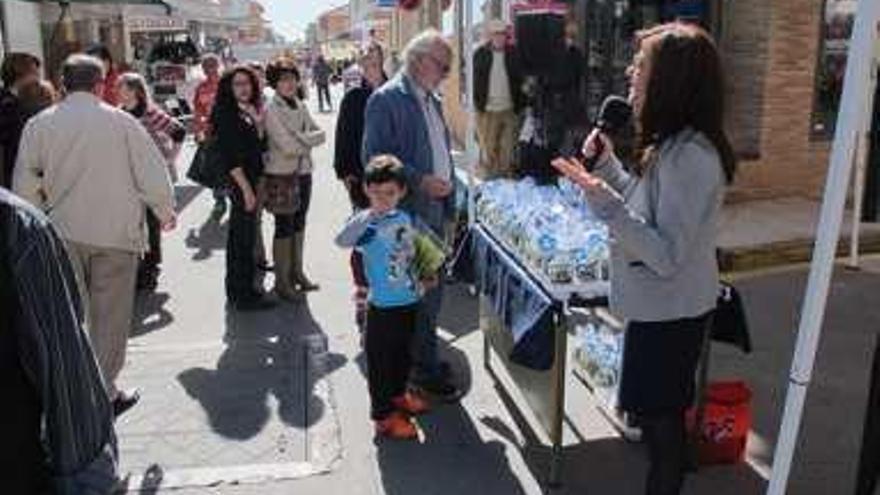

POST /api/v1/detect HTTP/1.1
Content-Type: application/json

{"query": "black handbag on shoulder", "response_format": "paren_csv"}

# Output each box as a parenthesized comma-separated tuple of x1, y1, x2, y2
(186, 138, 226, 189)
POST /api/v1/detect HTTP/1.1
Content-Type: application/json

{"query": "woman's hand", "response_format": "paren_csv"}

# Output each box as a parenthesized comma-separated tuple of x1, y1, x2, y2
(581, 129, 614, 169)
(242, 185, 257, 213)
(239, 103, 264, 128)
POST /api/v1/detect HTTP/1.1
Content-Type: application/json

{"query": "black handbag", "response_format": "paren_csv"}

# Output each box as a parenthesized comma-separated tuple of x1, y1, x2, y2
(186, 138, 226, 189)
(713, 281, 752, 353)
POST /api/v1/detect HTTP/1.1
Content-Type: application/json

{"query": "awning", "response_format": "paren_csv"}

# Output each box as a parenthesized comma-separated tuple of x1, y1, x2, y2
(1, 0, 172, 15)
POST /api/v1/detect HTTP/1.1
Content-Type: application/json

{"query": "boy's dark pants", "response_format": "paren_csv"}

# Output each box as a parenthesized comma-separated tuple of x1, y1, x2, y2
(366, 303, 419, 420)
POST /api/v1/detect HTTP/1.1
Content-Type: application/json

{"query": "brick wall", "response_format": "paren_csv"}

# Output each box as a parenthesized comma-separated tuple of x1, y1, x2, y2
(719, 0, 770, 160)
(727, 0, 826, 201)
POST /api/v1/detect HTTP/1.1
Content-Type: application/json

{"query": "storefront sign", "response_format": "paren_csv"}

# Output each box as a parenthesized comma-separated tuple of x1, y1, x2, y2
(127, 17, 187, 33)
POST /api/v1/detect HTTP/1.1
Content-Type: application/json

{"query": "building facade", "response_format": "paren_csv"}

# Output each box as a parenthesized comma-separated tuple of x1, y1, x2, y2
(317, 4, 356, 61)
(439, 0, 880, 204)
(0, 0, 44, 64)
(570, 0, 879, 202)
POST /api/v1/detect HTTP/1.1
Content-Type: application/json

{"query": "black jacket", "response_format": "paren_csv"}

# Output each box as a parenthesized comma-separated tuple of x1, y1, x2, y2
(333, 80, 377, 209)
(334, 80, 375, 181)
(473, 43, 524, 114)
(211, 107, 266, 183)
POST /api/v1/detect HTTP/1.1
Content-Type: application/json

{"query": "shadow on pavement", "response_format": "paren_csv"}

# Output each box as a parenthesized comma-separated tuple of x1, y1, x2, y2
(479, 370, 767, 494)
(132, 291, 174, 338)
(710, 266, 880, 493)
(376, 344, 527, 495)
(177, 301, 347, 440)
(184, 215, 228, 261)
(438, 283, 480, 342)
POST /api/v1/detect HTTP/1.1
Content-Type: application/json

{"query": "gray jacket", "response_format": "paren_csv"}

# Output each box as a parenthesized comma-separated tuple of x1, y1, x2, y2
(588, 128, 724, 322)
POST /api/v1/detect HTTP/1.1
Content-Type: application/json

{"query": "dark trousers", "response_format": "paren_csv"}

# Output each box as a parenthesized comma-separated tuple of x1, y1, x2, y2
(274, 213, 295, 239)
(293, 174, 312, 233)
(641, 410, 687, 495)
(317, 84, 332, 111)
(143, 209, 162, 270)
(412, 280, 443, 383)
(366, 303, 419, 420)
(225, 188, 258, 301)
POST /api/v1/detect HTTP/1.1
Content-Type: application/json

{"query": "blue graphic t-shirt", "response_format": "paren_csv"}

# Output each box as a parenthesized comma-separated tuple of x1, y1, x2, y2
(335, 209, 420, 308)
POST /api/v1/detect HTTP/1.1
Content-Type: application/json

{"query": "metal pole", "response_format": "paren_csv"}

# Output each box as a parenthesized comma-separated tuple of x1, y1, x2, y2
(464, 0, 478, 227)
(767, 1, 880, 493)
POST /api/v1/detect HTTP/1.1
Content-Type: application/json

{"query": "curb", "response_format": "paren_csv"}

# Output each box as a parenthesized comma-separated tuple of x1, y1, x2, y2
(718, 230, 880, 272)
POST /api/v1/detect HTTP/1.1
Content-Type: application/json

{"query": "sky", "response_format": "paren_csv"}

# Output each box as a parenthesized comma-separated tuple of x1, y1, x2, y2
(260, 0, 349, 42)
(259, 1, 484, 43)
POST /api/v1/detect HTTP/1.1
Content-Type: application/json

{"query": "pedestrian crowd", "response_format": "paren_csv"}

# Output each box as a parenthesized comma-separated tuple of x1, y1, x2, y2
(1, 17, 733, 495)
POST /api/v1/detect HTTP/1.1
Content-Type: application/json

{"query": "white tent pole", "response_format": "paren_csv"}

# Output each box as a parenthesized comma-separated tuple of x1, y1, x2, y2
(766, 1, 880, 493)
(848, 132, 867, 269)
(847, 62, 879, 269)
(464, 0, 477, 228)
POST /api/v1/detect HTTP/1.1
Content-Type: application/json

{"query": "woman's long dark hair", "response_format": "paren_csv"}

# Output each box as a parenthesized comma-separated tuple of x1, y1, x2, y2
(635, 23, 737, 184)
(213, 65, 262, 117)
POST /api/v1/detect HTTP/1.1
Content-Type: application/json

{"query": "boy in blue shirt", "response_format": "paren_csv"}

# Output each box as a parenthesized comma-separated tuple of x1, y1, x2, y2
(335, 155, 440, 439)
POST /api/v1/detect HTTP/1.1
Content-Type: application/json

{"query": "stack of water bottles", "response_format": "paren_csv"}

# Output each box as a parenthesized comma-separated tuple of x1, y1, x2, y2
(475, 178, 611, 288)
(574, 319, 624, 389)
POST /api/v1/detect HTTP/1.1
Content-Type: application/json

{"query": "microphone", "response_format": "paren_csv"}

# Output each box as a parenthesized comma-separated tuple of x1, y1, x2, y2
(580, 95, 633, 171)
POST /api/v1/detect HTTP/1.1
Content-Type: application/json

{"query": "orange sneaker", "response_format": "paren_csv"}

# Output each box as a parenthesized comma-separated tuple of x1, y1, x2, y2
(392, 392, 431, 416)
(375, 412, 418, 440)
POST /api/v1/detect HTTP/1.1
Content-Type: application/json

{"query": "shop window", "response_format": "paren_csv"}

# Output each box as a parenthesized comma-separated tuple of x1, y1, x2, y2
(580, 0, 715, 119)
(812, 0, 856, 139)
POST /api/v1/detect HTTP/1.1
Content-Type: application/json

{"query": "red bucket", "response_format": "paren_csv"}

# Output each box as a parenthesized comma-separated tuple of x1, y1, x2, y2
(687, 381, 752, 465)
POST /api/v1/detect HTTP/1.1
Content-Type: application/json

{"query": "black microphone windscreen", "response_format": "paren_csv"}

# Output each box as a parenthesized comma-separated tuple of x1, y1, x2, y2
(596, 95, 633, 134)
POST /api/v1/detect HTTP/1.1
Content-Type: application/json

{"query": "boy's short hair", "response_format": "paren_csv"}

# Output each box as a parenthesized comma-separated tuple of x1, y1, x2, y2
(364, 155, 407, 189)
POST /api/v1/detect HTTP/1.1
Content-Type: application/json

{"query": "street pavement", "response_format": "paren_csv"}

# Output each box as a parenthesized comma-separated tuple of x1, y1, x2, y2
(112, 86, 880, 494)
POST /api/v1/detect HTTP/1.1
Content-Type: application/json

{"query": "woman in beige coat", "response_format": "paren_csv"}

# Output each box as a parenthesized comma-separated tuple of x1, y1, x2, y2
(264, 59, 325, 299)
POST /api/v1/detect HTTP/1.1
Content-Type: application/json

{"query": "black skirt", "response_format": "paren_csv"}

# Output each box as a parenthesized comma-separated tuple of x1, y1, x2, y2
(618, 312, 712, 415)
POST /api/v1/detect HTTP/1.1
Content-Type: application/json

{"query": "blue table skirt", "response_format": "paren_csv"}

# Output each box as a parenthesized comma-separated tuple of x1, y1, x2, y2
(470, 225, 561, 371)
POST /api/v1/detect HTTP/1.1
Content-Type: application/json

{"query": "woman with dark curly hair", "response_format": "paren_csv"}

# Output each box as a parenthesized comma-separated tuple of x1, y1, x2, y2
(212, 65, 276, 311)
(263, 58, 325, 299)
(554, 22, 737, 495)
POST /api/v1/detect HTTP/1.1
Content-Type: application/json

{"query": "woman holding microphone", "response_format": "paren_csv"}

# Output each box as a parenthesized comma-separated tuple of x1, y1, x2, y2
(553, 23, 737, 495)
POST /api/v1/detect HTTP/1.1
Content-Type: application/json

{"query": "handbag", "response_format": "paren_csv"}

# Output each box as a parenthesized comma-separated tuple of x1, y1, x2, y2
(713, 281, 752, 353)
(186, 137, 226, 189)
(258, 171, 300, 215)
